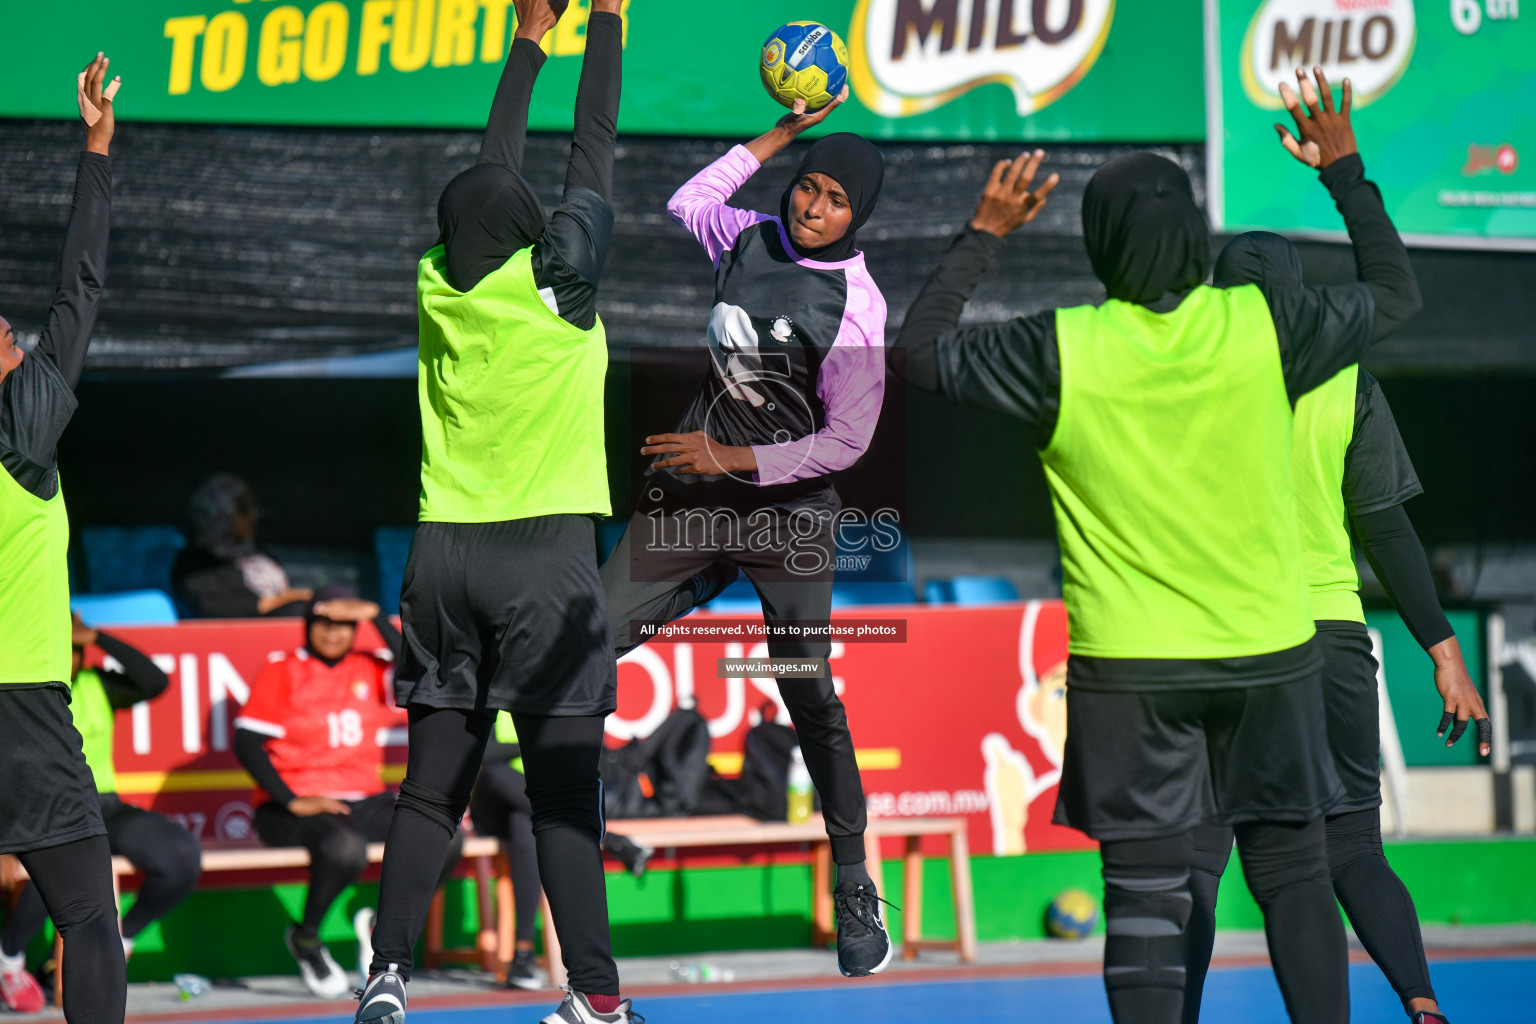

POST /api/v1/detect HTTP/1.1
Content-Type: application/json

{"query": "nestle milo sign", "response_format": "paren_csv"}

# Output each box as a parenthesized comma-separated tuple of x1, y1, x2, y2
(1213, 0, 1535, 247)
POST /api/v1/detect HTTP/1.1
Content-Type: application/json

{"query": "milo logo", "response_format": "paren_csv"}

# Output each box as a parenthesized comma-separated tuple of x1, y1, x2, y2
(848, 0, 1115, 118)
(1241, 0, 1416, 109)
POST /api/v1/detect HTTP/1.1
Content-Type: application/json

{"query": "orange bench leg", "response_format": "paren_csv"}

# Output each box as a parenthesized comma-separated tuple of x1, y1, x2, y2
(541, 889, 565, 988)
(811, 841, 833, 947)
(902, 835, 923, 960)
(949, 827, 977, 963)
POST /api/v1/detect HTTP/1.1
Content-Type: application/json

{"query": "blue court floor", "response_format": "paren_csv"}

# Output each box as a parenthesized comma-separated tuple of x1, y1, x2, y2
(211, 956, 1534, 1024)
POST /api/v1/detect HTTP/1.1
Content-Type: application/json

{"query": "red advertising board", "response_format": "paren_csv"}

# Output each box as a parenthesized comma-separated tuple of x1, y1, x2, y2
(89, 602, 1093, 857)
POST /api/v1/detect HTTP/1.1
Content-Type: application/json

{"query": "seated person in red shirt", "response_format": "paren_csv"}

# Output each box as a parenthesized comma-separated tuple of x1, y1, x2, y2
(233, 586, 462, 999)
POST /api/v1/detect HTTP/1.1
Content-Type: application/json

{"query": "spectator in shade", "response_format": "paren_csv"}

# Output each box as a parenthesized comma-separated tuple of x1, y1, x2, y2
(172, 473, 310, 618)
(0, 615, 202, 1014)
(233, 586, 462, 999)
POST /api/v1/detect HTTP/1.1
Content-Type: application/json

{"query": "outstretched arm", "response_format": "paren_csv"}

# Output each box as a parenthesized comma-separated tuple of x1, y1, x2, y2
(478, 0, 565, 169)
(666, 94, 848, 265)
(890, 152, 1063, 442)
(563, 0, 623, 200)
(1264, 68, 1424, 399)
(37, 53, 119, 390)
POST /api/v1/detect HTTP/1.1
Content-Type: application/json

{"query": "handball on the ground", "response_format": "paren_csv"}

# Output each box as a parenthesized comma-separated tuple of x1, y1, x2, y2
(1046, 888, 1100, 939)
(760, 21, 849, 112)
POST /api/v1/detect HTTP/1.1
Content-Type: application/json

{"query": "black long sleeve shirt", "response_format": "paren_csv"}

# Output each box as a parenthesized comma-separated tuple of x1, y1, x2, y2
(459, 13, 623, 331)
(894, 155, 1422, 448)
(0, 151, 111, 499)
(92, 631, 171, 709)
(893, 155, 1422, 690)
(1337, 372, 1454, 650)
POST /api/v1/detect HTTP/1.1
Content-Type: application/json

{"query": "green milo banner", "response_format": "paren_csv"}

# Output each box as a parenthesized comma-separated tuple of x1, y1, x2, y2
(1210, 0, 1536, 248)
(0, 0, 1201, 141)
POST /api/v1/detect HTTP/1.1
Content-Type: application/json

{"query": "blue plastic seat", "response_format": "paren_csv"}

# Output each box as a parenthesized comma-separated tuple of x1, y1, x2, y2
(80, 526, 186, 594)
(374, 527, 415, 616)
(72, 590, 178, 626)
(830, 521, 916, 607)
(926, 574, 1020, 606)
(597, 520, 627, 564)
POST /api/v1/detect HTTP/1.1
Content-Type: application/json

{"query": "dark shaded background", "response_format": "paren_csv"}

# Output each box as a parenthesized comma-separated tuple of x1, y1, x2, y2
(0, 118, 1531, 548)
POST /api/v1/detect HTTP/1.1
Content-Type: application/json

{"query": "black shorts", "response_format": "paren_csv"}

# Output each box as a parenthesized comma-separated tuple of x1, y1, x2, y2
(1317, 622, 1384, 814)
(0, 686, 107, 854)
(397, 515, 617, 717)
(1054, 669, 1344, 841)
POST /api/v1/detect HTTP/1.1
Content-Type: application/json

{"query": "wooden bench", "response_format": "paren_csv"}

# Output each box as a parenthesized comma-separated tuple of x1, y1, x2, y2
(10, 814, 977, 994)
(6, 837, 511, 1006)
(513, 813, 977, 987)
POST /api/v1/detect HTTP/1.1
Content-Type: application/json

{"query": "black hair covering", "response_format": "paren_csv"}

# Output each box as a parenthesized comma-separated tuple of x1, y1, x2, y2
(1214, 230, 1303, 291)
(438, 163, 547, 292)
(1081, 152, 1211, 305)
(306, 583, 359, 626)
(778, 133, 885, 263)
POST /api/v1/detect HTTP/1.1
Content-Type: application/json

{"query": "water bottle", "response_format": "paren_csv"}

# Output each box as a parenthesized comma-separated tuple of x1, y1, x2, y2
(173, 974, 211, 1000)
(786, 745, 814, 824)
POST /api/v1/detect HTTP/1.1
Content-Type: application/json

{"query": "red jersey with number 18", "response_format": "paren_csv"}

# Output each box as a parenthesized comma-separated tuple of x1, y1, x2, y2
(234, 647, 401, 804)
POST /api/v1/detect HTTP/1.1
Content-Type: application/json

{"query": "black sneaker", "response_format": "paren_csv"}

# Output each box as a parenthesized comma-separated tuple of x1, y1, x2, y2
(354, 964, 407, 1024)
(503, 949, 547, 991)
(603, 833, 654, 879)
(284, 926, 351, 999)
(833, 882, 895, 977)
(1411, 1014, 1450, 1024)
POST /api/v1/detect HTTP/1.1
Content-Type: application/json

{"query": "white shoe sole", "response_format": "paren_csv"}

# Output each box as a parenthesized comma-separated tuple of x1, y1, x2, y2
(838, 929, 895, 978)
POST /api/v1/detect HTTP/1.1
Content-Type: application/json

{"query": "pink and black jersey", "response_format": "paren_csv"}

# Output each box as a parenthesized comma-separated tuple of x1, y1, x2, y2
(657, 145, 887, 512)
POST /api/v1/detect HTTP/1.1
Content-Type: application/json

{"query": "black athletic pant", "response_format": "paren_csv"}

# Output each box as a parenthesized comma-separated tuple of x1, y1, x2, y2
(3, 795, 202, 954)
(1186, 810, 1433, 1019)
(254, 790, 461, 940)
(372, 709, 618, 997)
(469, 759, 541, 947)
(602, 503, 870, 866)
(15, 836, 124, 1024)
(1103, 818, 1347, 1024)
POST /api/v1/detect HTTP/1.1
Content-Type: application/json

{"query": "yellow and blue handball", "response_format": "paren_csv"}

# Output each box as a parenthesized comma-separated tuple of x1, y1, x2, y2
(760, 21, 849, 112)
(1046, 888, 1100, 939)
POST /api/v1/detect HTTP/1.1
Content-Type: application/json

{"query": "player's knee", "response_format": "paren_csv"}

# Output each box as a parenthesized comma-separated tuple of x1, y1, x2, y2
(48, 887, 117, 939)
(524, 778, 603, 840)
(314, 825, 369, 878)
(1099, 840, 1193, 995)
(397, 778, 466, 837)
(146, 828, 204, 891)
(1235, 818, 1331, 905)
(1324, 808, 1385, 876)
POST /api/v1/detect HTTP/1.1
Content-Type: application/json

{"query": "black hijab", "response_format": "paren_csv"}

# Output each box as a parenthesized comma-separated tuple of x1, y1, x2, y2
(779, 133, 885, 263)
(1081, 152, 1210, 306)
(438, 163, 547, 292)
(1214, 230, 1303, 291)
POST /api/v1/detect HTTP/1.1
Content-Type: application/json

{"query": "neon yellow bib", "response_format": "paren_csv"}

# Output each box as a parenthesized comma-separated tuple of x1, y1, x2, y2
(417, 245, 611, 523)
(69, 668, 117, 794)
(495, 711, 524, 774)
(0, 471, 71, 686)
(1292, 366, 1363, 622)
(1044, 286, 1314, 659)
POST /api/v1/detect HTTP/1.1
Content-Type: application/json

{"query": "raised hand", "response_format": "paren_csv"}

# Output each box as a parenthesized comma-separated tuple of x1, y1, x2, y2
(776, 86, 849, 138)
(970, 150, 1060, 238)
(312, 597, 382, 623)
(77, 52, 121, 156)
(513, 0, 568, 43)
(1276, 66, 1357, 170)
